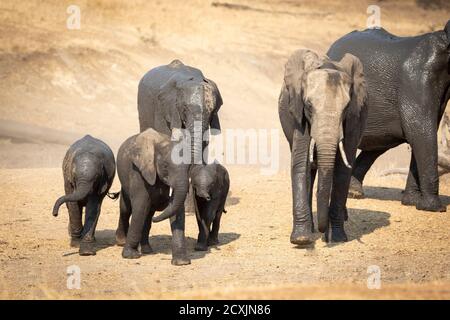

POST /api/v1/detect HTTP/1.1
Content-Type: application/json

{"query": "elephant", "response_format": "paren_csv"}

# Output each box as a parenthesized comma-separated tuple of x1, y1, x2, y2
(327, 21, 450, 212)
(115, 128, 192, 265)
(190, 163, 230, 251)
(52, 135, 116, 255)
(137, 59, 223, 224)
(279, 49, 368, 244)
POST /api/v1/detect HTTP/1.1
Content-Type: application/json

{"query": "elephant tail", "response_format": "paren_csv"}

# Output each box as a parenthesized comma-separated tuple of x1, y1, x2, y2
(107, 191, 120, 200)
(52, 183, 91, 217)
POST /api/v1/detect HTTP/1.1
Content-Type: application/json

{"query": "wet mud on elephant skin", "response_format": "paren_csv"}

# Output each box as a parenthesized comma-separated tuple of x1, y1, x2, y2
(328, 21, 450, 212)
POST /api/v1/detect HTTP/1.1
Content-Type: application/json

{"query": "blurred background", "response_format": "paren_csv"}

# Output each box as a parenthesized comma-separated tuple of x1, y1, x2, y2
(1, 0, 450, 299)
(0, 0, 448, 171)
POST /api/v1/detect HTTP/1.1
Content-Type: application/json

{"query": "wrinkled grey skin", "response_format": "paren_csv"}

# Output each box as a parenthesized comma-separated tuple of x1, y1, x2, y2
(115, 128, 191, 265)
(328, 22, 450, 212)
(279, 49, 368, 244)
(52, 135, 116, 256)
(137, 59, 223, 223)
(190, 163, 230, 251)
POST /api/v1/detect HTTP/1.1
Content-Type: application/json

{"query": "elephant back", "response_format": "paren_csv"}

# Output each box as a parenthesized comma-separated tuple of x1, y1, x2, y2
(137, 60, 205, 134)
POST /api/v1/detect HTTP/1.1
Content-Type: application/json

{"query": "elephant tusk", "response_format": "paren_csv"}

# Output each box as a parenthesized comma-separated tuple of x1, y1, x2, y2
(309, 138, 315, 163)
(339, 140, 352, 169)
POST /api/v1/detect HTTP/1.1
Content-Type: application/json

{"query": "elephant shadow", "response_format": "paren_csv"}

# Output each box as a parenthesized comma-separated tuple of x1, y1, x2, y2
(342, 208, 390, 243)
(95, 229, 119, 251)
(293, 209, 390, 249)
(362, 186, 450, 206)
(149, 232, 241, 260)
(61, 229, 117, 256)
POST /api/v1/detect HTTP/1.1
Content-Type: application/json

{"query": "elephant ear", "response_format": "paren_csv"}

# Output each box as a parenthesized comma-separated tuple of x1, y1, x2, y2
(340, 53, 368, 142)
(204, 78, 223, 134)
(131, 129, 163, 186)
(283, 49, 323, 129)
(158, 78, 183, 131)
(444, 20, 450, 41)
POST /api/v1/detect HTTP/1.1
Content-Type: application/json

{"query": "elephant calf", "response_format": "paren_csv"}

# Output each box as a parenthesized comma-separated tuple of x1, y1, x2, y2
(115, 128, 191, 265)
(190, 163, 230, 251)
(52, 135, 116, 256)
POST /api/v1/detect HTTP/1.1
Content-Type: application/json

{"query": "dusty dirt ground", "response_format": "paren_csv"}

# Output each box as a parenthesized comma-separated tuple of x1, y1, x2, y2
(0, 0, 450, 299)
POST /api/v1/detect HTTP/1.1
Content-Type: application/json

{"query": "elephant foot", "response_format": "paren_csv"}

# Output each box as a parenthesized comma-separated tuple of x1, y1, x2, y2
(290, 225, 314, 246)
(416, 195, 446, 212)
(348, 177, 364, 199)
(195, 242, 208, 251)
(140, 243, 153, 255)
(324, 226, 348, 243)
(115, 231, 127, 247)
(79, 241, 96, 256)
(70, 237, 81, 248)
(207, 237, 219, 246)
(122, 246, 141, 259)
(401, 191, 420, 206)
(171, 257, 191, 266)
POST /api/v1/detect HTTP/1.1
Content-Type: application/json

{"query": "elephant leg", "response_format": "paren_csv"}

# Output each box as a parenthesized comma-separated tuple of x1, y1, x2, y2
(290, 129, 313, 245)
(170, 208, 191, 266)
(407, 127, 445, 212)
(400, 88, 444, 212)
(122, 191, 150, 259)
(326, 124, 361, 243)
(140, 210, 154, 255)
(195, 200, 211, 251)
(401, 154, 421, 206)
(349, 149, 387, 198)
(64, 181, 83, 246)
(79, 195, 103, 256)
(116, 190, 131, 246)
(208, 210, 222, 246)
(195, 214, 209, 251)
(67, 202, 83, 247)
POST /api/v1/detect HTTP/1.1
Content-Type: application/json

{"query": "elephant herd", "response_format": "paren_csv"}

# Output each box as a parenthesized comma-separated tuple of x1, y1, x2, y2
(53, 22, 450, 265)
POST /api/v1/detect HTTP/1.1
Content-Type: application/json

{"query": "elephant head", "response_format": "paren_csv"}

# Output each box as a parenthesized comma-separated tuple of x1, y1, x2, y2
(153, 64, 223, 222)
(283, 49, 367, 232)
(190, 164, 216, 201)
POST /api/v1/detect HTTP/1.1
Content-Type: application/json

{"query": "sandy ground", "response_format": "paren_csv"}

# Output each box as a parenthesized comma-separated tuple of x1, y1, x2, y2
(0, 167, 449, 299)
(0, 0, 450, 299)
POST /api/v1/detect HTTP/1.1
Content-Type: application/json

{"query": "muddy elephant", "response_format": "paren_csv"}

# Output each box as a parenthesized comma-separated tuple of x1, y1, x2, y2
(52, 135, 116, 255)
(327, 21, 450, 212)
(190, 163, 230, 251)
(279, 49, 367, 244)
(115, 128, 195, 265)
(137, 59, 223, 238)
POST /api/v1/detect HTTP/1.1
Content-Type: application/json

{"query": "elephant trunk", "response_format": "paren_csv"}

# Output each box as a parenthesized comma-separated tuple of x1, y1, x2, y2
(153, 168, 189, 222)
(52, 181, 91, 217)
(316, 143, 337, 232)
(191, 125, 204, 165)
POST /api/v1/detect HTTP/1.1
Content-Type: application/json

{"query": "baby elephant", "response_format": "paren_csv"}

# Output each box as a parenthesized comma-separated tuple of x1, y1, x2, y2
(52, 135, 116, 256)
(190, 163, 230, 251)
(115, 128, 190, 265)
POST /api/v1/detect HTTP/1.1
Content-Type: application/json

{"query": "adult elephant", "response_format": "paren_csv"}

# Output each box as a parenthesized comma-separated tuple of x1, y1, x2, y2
(137, 59, 223, 223)
(279, 49, 367, 244)
(327, 21, 450, 212)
